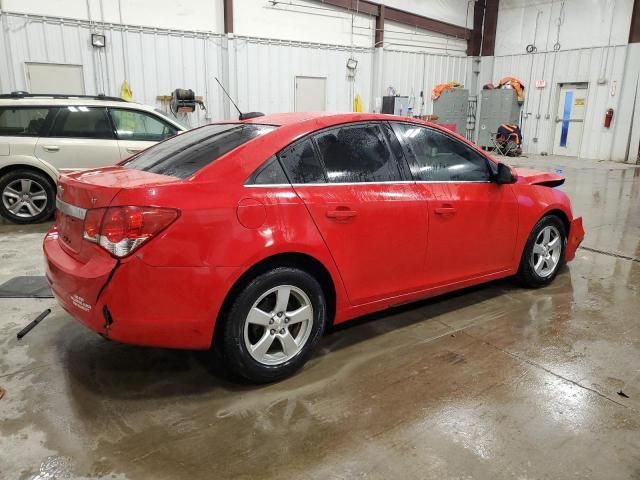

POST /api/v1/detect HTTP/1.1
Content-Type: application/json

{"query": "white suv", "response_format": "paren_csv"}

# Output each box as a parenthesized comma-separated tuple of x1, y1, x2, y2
(0, 93, 187, 224)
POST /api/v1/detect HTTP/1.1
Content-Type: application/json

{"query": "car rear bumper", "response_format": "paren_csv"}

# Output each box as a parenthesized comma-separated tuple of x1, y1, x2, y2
(565, 216, 584, 262)
(44, 229, 241, 349)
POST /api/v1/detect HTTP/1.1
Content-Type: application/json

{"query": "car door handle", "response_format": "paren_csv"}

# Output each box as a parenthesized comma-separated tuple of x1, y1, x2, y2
(126, 147, 143, 153)
(434, 206, 457, 215)
(42, 145, 60, 152)
(326, 208, 357, 219)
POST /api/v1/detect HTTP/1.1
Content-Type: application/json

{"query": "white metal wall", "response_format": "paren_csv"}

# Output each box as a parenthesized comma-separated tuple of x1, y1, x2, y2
(488, 45, 639, 161)
(382, 50, 472, 116)
(232, 37, 373, 115)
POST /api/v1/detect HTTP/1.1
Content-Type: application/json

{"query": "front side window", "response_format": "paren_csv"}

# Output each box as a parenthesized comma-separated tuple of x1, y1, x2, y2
(0, 107, 53, 136)
(314, 124, 401, 183)
(392, 123, 492, 182)
(123, 123, 276, 179)
(110, 108, 178, 141)
(49, 106, 114, 139)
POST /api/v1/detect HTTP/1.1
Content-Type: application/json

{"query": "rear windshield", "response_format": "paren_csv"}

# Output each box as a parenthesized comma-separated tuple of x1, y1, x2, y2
(123, 123, 276, 179)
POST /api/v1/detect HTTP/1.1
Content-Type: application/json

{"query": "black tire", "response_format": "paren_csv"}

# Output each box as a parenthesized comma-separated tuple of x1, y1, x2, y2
(0, 169, 56, 224)
(219, 267, 327, 383)
(516, 215, 567, 288)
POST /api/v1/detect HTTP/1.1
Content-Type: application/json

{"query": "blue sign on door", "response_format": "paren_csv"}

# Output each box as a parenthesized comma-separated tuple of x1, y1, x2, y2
(560, 90, 573, 148)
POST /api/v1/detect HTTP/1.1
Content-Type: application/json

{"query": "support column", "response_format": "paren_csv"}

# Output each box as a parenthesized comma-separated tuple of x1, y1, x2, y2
(370, 4, 385, 112)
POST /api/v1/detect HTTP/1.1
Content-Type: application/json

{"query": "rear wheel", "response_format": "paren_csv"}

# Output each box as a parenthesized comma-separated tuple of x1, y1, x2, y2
(219, 267, 327, 383)
(0, 169, 55, 224)
(516, 215, 566, 287)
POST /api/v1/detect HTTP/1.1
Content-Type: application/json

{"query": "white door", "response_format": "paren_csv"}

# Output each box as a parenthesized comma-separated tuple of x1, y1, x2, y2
(553, 83, 588, 156)
(35, 106, 120, 171)
(26, 63, 84, 95)
(295, 76, 327, 112)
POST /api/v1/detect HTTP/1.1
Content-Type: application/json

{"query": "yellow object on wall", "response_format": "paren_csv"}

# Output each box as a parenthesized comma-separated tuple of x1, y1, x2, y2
(120, 81, 133, 101)
(354, 94, 363, 112)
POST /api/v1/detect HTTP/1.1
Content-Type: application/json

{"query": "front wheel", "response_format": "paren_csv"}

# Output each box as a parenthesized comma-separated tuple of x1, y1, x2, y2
(516, 215, 566, 288)
(219, 267, 327, 383)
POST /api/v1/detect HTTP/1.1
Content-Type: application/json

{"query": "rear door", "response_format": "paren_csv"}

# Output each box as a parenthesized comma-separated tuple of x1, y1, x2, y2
(109, 108, 179, 158)
(392, 123, 518, 285)
(35, 106, 120, 171)
(280, 122, 429, 305)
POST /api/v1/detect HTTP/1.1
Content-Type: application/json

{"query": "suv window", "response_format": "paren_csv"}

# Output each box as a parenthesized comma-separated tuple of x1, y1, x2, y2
(314, 124, 402, 183)
(110, 108, 178, 141)
(0, 107, 53, 136)
(392, 123, 492, 182)
(279, 139, 326, 184)
(49, 106, 114, 139)
(123, 123, 276, 179)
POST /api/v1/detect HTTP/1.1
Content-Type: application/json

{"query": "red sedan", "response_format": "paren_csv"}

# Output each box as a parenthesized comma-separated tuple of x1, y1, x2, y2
(44, 113, 584, 382)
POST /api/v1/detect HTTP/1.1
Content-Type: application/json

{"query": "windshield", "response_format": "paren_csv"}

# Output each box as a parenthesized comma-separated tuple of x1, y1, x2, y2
(123, 123, 277, 179)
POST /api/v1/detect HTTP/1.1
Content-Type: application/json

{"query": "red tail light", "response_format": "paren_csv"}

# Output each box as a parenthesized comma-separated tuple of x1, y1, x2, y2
(82, 206, 179, 258)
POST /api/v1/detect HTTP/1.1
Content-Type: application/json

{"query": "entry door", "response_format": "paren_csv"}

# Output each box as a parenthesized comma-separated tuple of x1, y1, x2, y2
(26, 63, 84, 95)
(391, 122, 518, 286)
(295, 76, 327, 112)
(553, 83, 588, 156)
(279, 124, 429, 305)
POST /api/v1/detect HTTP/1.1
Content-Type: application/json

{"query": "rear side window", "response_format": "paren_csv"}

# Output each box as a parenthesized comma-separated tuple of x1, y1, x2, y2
(0, 107, 53, 136)
(392, 123, 492, 182)
(110, 108, 178, 141)
(279, 139, 326, 183)
(50, 106, 114, 139)
(314, 124, 402, 183)
(248, 156, 288, 185)
(123, 123, 276, 179)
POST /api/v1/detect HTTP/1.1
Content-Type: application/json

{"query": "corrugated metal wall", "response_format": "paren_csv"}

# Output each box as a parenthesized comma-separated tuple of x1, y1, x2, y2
(381, 49, 472, 116)
(232, 37, 373, 114)
(489, 45, 638, 161)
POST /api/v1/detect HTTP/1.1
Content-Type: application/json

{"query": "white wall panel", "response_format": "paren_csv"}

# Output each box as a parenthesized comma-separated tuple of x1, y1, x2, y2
(488, 45, 635, 161)
(382, 50, 471, 116)
(233, 37, 373, 114)
(380, 0, 473, 28)
(495, 0, 634, 56)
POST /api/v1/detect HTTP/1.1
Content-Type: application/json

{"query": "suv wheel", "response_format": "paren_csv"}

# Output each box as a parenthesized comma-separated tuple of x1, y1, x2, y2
(219, 267, 327, 383)
(0, 169, 55, 224)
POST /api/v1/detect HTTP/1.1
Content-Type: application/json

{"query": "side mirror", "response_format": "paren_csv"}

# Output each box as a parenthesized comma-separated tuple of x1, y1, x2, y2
(494, 162, 516, 184)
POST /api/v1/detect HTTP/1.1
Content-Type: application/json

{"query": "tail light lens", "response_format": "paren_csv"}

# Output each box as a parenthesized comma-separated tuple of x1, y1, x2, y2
(82, 206, 179, 258)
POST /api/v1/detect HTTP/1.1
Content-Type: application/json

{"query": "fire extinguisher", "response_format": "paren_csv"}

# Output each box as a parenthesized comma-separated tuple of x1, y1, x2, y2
(604, 108, 614, 128)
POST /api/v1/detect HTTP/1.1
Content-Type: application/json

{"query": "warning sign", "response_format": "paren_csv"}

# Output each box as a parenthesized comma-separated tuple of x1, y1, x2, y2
(574, 98, 585, 106)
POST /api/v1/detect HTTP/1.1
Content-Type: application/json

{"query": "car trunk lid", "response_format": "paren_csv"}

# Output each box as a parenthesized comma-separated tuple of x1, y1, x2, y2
(56, 167, 179, 259)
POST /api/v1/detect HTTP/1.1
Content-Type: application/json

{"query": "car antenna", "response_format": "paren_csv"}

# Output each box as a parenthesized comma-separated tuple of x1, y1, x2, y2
(214, 77, 264, 120)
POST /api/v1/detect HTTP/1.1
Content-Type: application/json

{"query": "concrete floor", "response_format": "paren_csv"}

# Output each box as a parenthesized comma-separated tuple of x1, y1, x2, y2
(1, 155, 639, 479)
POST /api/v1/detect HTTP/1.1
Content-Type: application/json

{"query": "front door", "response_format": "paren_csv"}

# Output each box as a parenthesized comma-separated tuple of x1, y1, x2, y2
(553, 83, 588, 157)
(278, 123, 429, 305)
(35, 106, 120, 171)
(392, 122, 518, 286)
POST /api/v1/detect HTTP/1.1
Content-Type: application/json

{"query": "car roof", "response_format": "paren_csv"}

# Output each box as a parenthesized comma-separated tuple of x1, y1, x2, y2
(0, 96, 156, 109)
(242, 112, 416, 127)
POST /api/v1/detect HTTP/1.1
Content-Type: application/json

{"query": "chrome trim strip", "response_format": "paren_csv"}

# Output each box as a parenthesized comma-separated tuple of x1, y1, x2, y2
(244, 180, 492, 188)
(56, 198, 87, 220)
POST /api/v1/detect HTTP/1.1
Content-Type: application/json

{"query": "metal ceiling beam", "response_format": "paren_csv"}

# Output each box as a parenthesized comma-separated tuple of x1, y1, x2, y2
(630, 0, 640, 43)
(319, 0, 471, 40)
(224, 0, 233, 34)
(480, 0, 499, 56)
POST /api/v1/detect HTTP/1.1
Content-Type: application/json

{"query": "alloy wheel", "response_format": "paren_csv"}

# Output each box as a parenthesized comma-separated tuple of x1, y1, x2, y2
(1, 178, 48, 219)
(243, 285, 314, 366)
(531, 225, 562, 277)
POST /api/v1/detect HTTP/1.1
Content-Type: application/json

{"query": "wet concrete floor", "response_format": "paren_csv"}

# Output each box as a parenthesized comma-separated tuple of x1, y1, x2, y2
(1, 155, 639, 479)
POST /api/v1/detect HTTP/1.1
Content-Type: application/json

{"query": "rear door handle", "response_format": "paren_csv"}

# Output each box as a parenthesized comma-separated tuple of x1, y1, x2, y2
(434, 206, 457, 215)
(42, 145, 60, 152)
(326, 208, 357, 219)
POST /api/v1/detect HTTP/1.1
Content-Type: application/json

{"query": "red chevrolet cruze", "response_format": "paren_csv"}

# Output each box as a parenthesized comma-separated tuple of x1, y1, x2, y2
(44, 113, 584, 382)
